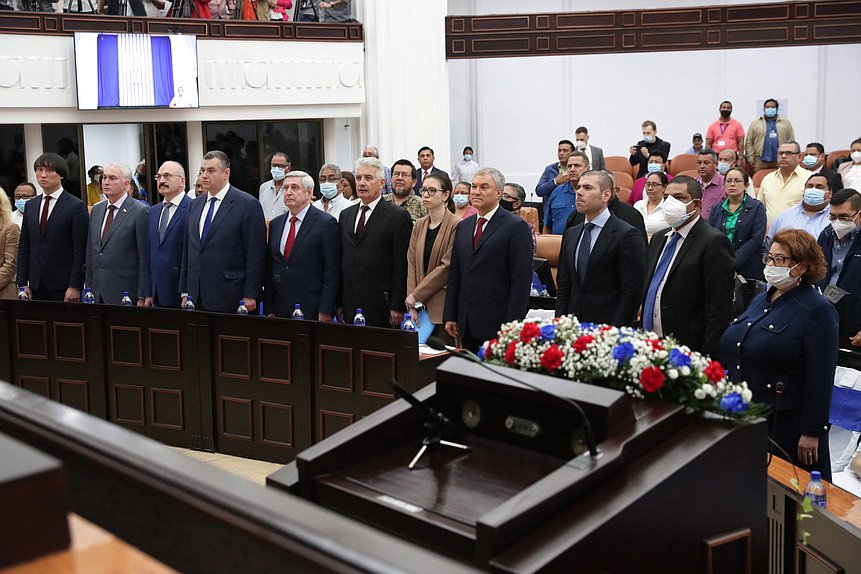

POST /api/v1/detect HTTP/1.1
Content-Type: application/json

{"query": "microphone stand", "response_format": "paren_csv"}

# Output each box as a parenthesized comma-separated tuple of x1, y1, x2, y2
(427, 337, 602, 461)
(387, 379, 470, 470)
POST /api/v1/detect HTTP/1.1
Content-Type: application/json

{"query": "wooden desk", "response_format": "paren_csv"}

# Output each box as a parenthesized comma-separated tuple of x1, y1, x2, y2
(0, 514, 176, 574)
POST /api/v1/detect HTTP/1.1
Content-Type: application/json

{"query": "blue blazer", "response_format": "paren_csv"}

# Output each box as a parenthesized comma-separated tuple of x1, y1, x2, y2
(817, 225, 861, 335)
(708, 197, 767, 280)
(180, 186, 266, 313)
(16, 190, 89, 298)
(148, 194, 191, 308)
(534, 162, 560, 199)
(265, 205, 341, 319)
(444, 208, 533, 342)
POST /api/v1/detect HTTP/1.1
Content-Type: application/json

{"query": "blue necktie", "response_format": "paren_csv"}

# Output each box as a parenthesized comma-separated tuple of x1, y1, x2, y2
(201, 197, 216, 242)
(643, 232, 681, 331)
(577, 222, 595, 283)
(158, 202, 170, 243)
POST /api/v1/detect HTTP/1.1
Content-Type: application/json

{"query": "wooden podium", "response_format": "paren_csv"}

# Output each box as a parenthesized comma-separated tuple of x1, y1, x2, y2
(269, 357, 769, 572)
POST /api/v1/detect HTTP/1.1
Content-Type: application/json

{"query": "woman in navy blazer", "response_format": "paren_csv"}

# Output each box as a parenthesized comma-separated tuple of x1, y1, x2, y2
(720, 229, 838, 479)
(708, 168, 766, 309)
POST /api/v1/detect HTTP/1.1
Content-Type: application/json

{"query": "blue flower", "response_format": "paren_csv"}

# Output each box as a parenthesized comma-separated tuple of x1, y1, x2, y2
(719, 392, 748, 414)
(477, 343, 487, 360)
(540, 324, 557, 341)
(668, 348, 691, 369)
(580, 322, 596, 331)
(612, 342, 635, 365)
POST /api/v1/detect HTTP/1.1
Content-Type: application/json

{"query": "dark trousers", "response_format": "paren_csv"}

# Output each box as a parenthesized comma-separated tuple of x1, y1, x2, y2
(31, 287, 66, 302)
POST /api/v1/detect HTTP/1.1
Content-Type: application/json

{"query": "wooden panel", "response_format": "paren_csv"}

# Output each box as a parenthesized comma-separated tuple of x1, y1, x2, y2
(319, 409, 354, 440)
(17, 376, 50, 399)
(220, 396, 253, 441)
(110, 326, 143, 367)
(16, 320, 47, 359)
(360, 350, 396, 399)
(258, 339, 291, 384)
(53, 322, 86, 363)
(217, 335, 251, 380)
(319, 345, 353, 392)
(57, 378, 89, 412)
(151, 388, 184, 430)
(260, 401, 293, 447)
(149, 329, 181, 371)
(446, 1, 861, 59)
(113, 383, 145, 425)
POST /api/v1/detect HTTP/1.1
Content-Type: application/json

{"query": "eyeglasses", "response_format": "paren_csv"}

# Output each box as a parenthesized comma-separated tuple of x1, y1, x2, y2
(725, 178, 746, 185)
(644, 182, 664, 188)
(319, 175, 340, 183)
(392, 171, 413, 180)
(271, 163, 290, 169)
(828, 211, 860, 222)
(501, 193, 518, 201)
(762, 254, 793, 266)
(154, 173, 182, 182)
(420, 187, 442, 196)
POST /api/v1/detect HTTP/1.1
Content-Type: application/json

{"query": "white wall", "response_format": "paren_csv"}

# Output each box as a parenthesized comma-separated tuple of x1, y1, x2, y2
(82, 124, 143, 174)
(449, 43, 861, 201)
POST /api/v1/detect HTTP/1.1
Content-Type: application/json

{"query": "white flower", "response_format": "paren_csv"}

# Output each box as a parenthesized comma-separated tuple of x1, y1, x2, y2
(741, 389, 753, 403)
(680, 366, 691, 376)
(702, 384, 714, 396)
(694, 388, 706, 400)
(667, 368, 679, 380)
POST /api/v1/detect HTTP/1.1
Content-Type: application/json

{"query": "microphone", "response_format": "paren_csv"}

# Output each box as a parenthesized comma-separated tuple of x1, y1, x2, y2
(426, 337, 601, 460)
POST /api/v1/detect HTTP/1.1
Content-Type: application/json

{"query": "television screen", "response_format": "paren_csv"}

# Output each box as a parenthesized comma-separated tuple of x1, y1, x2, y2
(74, 32, 199, 111)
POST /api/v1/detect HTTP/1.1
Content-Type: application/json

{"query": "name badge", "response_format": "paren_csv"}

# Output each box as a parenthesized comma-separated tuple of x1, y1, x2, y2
(717, 140, 726, 147)
(769, 132, 778, 139)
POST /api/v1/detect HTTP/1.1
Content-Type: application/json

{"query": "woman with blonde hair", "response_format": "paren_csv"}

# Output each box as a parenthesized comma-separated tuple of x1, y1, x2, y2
(0, 188, 21, 299)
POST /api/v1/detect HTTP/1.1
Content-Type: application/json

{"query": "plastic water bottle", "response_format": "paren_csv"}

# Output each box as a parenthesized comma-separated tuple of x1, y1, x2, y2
(530, 284, 540, 297)
(17, 286, 29, 301)
(353, 308, 366, 326)
(539, 284, 550, 297)
(83, 288, 95, 304)
(803, 471, 827, 509)
(183, 296, 196, 311)
(292, 304, 304, 320)
(120, 291, 133, 306)
(402, 314, 416, 332)
(237, 300, 249, 315)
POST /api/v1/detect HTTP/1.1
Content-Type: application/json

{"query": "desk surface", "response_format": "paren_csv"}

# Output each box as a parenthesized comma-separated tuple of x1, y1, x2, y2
(768, 456, 861, 530)
(1, 514, 176, 574)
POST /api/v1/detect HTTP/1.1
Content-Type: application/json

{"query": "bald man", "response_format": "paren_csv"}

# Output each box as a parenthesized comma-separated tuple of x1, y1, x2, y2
(149, 161, 192, 308)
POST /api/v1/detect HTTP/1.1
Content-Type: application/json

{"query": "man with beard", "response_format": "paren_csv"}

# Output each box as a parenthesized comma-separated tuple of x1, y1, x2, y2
(383, 159, 427, 221)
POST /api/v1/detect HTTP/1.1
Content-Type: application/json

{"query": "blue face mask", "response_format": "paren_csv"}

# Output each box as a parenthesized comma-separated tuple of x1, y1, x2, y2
(643, 134, 656, 144)
(15, 198, 27, 212)
(463, 154, 472, 162)
(270, 167, 286, 181)
(647, 163, 662, 174)
(801, 155, 818, 169)
(764, 107, 778, 118)
(452, 194, 469, 207)
(717, 162, 731, 175)
(320, 182, 338, 199)
(803, 188, 826, 206)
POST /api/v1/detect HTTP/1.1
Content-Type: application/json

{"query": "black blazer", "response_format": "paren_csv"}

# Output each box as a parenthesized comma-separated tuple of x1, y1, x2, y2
(16, 190, 89, 299)
(444, 208, 533, 342)
(630, 137, 672, 178)
(338, 198, 413, 327)
(818, 225, 861, 335)
(643, 218, 735, 359)
(708, 197, 767, 280)
(565, 196, 647, 246)
(265, 205, 341, 319)
(818, 167, 844, 192)
(179, 186, 267, 313)
(412, 166, 448, 195)
(555, 214, 646, 326)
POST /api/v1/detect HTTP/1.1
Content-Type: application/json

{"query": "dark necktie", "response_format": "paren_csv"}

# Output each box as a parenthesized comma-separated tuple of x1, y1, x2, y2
(39, 195, 51, 233)
(283, 216, 298, 259)
(356, 205, 369, 235)
(643, 232, 681, 331)
(158, 202, 171, 242)
(473, 217, 486, 249)
(577, 222, 595, 283)
(101, 205, 116, 245)
(201, 197, 217, 242)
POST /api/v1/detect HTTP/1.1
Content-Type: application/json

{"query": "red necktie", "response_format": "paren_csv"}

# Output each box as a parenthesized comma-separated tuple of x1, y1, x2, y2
(423, 170, 429, 183)
(39, 195, 51, 233)
(101, 205, 116, 245)
(283, 216, 298, 259)
(473, 217, 486, 249)
(356, 205, 369, 235)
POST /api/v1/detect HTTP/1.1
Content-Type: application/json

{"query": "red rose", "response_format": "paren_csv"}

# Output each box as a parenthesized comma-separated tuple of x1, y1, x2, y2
(486, 338, 497, 356)
(573, 335, 595, 353)
(640, 366, 665, 393)
(705, 360, 725, 383)
(520, 322, 541, 343)
(646, 339, 663, 351)
(540, 344, 564, 372)
(504, 341, 518, 365)
(601, 325, 614, 331)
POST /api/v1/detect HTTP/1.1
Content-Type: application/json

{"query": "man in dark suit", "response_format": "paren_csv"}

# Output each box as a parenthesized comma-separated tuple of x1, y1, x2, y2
(555, 171, 645, 326)
(266, 170, 341, 320)
(16, 153, 88, 302)
(575, 126, 606, 171)
(565, 171, 647, 245)
(413, 146, 448, 195)
(444, 167, 534, 352)
(817, 188, 861, 347)
(804, 142, 844, 192)
(180, 150, 266, 314)
(148, 161, 191, 308)
(642, 175, 735, 359)
(85, 163, 150, 305)
(339, 157, 413, 327)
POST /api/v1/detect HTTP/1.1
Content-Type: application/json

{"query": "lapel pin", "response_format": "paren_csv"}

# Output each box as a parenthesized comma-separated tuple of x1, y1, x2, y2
(122, 208, 128, 213)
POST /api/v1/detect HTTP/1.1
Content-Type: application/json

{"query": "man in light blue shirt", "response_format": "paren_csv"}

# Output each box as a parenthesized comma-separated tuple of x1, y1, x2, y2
(767, 173, 832, 243)
(544, 151, 590, 235)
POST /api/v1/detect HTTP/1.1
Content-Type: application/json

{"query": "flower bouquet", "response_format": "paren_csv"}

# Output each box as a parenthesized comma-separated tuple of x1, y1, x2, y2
(478, 315, 768, 421)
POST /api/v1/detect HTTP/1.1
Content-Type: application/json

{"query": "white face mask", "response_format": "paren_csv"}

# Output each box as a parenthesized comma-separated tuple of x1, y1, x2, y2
(575, 140, 586, 150)
(831, 218, 857, 240)
(662, 195, 695, 228)
(852, 150, 861, 164)
(764, 263, 800, 290)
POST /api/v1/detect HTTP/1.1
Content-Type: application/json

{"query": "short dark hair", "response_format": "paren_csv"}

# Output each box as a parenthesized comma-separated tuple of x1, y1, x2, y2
(391, 159, 416, 176)
(203, 150, 230, 170)
(271, 152, 291, 164)
(642, 120, 657, 131)
(806, 173, 831, 190)
(558, 139, 575, 151)
(697, 149, 718, 161)
(462, 146, 473, 154)
(645, 171, 669, 187)
(764, 98, 779, 109)
(852, 137, 861, 147)
(16, 182, 38, 196)
(574, 126, 589, 135)
(582, 170, 614, 191)
(568, 151, 590, 165)
(726, 167, 749, 185)
(805, 142, 825, 155)
(34, 153, 69, 180)
(505, 182, 526, 202)
(87, 165, 102, 178)
(831, 188, 861, 211)
(649, 150, 667, 163)
(720, 100, 732, 108)
(666, 175, 702, 200)
(417, 146, 434, 156)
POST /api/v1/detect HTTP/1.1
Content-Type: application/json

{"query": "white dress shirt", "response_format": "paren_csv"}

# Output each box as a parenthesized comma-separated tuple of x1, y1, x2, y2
(313, 193, 351, 222)
(279, 203, 311, 254)
(258, 179, 289, 222)
(354, 195, 383, 233)
(40, 188, 64, 221)
(159, 192, 187, 229)
(99, 193, 129, 237)
(198, 183, 230, 238)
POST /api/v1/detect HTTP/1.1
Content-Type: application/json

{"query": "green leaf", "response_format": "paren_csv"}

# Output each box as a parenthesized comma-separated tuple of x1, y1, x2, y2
(790, 478, 800, 491)
(802, 497, 813, 513)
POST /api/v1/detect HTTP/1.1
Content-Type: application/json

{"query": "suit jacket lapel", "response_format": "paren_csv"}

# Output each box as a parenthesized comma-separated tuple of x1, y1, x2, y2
(474, 209, 504, 251)
(203, 189, 234, 246)
(269, 216, 286, 258)
(359, 199, 385, 241)
(287, 208, 316, 262)
(414, 216, 428, 278)
(344, 203, 360, 245)
(583, 219, 617, 284)
(161, 199, 188, 246)
(103, 200, 131, 248)
(667, 219, 702, 278)
(427, 212, 457, 272)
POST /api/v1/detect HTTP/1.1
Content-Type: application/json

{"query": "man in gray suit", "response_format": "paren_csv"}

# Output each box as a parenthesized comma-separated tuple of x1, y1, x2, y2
(85, 163, 150, 305)
(575, 126, 606, 171)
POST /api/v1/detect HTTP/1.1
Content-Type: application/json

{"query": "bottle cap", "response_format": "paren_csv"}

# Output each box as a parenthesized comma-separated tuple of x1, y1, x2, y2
(810, 471, 821, 480)
(295, 303, 301, 308)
